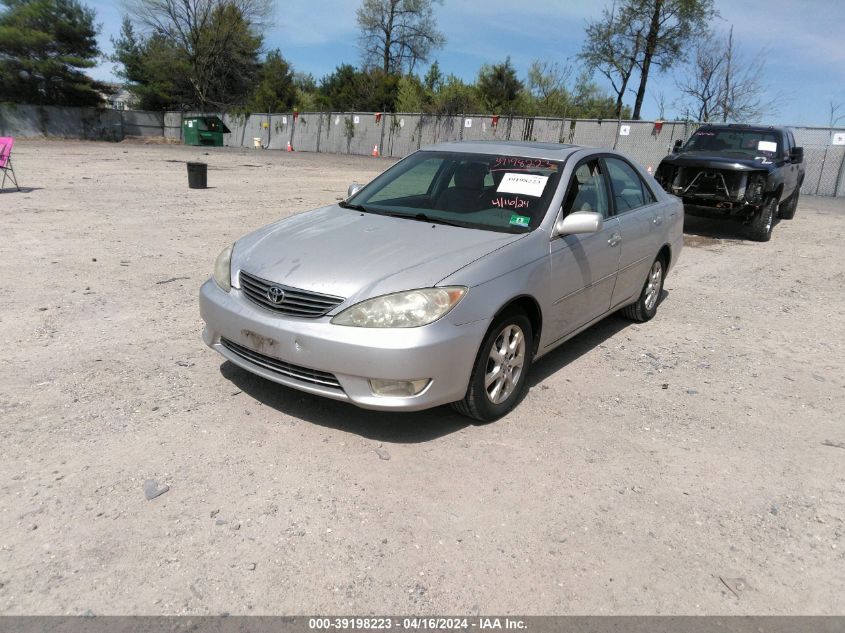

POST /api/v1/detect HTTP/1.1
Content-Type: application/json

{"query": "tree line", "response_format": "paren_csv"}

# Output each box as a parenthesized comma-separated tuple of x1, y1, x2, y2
(0, 0, 774, 122)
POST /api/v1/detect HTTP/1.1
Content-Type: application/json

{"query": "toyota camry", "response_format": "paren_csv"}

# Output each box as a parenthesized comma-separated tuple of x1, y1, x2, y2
(199, 141, 683, 422)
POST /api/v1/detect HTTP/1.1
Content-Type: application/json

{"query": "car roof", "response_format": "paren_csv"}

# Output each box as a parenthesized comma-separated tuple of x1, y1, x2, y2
(421, 140, 583, 160)
(699, 123, 789, 133)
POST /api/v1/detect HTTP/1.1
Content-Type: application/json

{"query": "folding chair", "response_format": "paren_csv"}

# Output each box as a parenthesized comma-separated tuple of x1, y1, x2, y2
(0, 137, 21, 192)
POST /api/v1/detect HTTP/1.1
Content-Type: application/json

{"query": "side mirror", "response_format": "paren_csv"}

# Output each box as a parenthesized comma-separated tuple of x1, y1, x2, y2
(555, 211, 603, 237)
(347, 182, 363, 198)
(790, 146, 804, 164)
(672, 139, 683, 154)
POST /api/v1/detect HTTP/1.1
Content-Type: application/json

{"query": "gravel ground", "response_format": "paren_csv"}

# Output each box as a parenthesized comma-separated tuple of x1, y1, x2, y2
(1, 139, 843, 615)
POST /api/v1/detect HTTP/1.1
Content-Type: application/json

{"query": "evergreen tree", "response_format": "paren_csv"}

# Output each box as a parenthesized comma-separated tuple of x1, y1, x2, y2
(248, 50, 296, 113)
(476, 58, 523, 114)
(0, 0, 103, 106)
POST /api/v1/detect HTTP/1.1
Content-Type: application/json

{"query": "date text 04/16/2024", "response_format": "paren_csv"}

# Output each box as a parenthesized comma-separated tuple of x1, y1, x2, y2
(307, 617, 527, 630)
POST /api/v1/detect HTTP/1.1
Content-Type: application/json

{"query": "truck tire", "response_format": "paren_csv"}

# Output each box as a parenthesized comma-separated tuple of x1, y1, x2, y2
(778, 185, 801, 220)
(748, 196, 777, 242)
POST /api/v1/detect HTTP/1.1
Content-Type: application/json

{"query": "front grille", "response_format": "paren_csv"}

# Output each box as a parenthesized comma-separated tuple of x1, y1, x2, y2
(674, 168, 749, 200)
(238, 271, 344, 317)
(221, 338, 342, 390)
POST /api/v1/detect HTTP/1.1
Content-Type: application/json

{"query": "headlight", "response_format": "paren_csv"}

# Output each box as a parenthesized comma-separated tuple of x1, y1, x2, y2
(212, 245, 233, 292)
(331, 287, 467, 328)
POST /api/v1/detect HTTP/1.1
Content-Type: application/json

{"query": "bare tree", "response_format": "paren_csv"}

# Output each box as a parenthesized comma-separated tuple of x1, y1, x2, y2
(829, 100, 845, 128)
(124, 0, 273, 108)
(356, 0, 445, 75)
(653, 90, 667, 119)
(674, 29, 724, 121)
(526, 60, 576, 117)
(676, 26, 774, 123)
(527, 60, 572, 101)
(579, 2, 644, 118)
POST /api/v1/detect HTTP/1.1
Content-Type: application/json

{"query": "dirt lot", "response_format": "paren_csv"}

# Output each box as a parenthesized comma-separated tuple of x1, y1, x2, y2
(1, 139, 843, 615)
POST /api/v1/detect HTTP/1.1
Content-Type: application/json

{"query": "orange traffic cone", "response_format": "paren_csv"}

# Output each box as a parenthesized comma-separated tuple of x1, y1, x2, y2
(372, 144, 379, 157)
(286, 141, 294, 152)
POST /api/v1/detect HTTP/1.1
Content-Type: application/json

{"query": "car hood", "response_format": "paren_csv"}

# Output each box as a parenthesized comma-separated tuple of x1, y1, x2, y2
(661, 151, 773, 172)
(231, 205, 525, 305)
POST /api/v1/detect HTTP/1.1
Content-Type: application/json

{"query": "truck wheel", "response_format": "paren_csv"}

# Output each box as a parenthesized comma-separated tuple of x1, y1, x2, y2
(778, 186, 800, 220)
(622, 255, 665, 323)
(451, 310, 534, 423)
(748, 196, 777, 242)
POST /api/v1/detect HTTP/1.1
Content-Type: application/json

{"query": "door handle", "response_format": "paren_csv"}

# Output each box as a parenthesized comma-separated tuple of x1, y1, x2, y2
(608, 233, 622, 247)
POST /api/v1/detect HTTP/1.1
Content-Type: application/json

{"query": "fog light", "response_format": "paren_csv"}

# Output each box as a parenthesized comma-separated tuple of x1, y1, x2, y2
(369, 378, 430, 397)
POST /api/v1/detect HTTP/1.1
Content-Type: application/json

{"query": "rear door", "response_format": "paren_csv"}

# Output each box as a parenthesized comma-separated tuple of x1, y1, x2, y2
(547, 158, 621, 342)
(604, 156, 663, 309)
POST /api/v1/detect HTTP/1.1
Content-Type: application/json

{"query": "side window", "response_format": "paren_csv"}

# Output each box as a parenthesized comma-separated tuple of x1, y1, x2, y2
(605, 157, 654, 212)
(561, 159, 610, 219)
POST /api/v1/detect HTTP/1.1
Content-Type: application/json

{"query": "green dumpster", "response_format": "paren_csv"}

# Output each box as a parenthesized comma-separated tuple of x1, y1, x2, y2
(182, 115, 230, 146)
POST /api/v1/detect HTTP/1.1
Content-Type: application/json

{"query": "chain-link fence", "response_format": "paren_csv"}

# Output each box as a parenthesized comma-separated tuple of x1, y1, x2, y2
(3, 103, 845, 197)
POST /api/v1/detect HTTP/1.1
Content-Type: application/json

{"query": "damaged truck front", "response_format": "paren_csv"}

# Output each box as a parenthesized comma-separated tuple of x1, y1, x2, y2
(655, 125, 804, 242)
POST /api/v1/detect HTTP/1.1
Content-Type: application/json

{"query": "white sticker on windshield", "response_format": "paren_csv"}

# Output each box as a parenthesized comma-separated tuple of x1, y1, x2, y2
(497, 173, 549, 197)
(758, 140, 777, 152)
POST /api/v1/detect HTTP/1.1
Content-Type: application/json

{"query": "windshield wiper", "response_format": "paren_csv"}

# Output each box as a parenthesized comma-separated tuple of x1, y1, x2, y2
(338, 200, 371, 212)
(384, 211, 463, 227)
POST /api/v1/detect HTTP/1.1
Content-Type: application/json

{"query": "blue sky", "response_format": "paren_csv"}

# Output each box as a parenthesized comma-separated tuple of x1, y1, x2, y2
(87, 0, 845, 126)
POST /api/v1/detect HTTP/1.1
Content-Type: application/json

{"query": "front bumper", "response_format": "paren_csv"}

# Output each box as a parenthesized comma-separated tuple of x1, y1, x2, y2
(199, 279, 490, 411)
(682, 200, 760, 220)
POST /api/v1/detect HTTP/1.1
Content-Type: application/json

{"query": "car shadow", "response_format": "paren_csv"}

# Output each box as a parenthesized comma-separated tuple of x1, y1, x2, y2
(526, 297, 666, 386)
(218, 292, 668, 441)
(683, 214, 748, 242)
(219, 361, 471, 443)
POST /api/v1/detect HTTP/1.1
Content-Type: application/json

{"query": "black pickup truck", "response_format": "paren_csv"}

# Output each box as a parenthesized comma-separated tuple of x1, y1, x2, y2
(654, 124, 805, 241)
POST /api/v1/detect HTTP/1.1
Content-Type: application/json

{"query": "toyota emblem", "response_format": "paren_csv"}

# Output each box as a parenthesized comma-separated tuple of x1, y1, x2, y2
(266, 286, 285, 304)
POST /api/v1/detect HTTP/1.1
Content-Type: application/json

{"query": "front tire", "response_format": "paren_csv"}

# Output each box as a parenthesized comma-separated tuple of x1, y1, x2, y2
(622, 256, 665, 323)
(748, 196, 777, 242)
(452, 310, 534, 423)
(778, 185, 800, 220)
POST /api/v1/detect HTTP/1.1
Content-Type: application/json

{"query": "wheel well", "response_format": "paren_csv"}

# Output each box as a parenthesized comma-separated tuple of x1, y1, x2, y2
(659, 244, 672, 270)
(494, 296, 542, 355)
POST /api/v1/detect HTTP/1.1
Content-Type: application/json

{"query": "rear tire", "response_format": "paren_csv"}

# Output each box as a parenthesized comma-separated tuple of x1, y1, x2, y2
(451, 310, 534, 423)
(622, 256, 665, 323)
(748, 196, 777, 242)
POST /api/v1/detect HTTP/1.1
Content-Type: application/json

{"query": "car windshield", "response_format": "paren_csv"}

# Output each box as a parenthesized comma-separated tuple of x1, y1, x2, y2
(344, 151, 563, 233)
(683, 128, 781, 159)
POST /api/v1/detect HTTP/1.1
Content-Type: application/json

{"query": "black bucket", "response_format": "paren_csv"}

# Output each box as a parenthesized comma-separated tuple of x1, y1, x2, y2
(186, 162, 207, 189)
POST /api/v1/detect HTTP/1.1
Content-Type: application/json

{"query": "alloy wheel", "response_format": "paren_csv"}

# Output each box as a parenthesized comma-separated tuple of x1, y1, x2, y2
(644, 260, 663, 311)
(485, 324, 526, 404)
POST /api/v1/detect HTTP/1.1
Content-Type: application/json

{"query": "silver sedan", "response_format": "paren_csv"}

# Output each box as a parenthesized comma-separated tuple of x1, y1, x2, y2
(200, 141, 683, 422)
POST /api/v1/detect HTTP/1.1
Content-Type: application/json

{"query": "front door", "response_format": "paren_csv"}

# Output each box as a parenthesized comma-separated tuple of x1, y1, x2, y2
(547, 158, 621, 343)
